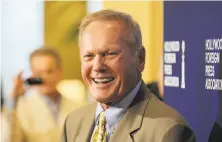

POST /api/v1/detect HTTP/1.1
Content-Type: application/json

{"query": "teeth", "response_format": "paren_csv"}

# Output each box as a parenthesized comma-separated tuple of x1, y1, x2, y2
(93, 78, 114, 83)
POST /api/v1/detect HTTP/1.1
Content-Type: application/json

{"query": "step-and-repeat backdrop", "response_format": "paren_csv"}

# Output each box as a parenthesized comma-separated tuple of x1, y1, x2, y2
(164, 2, 222, 142)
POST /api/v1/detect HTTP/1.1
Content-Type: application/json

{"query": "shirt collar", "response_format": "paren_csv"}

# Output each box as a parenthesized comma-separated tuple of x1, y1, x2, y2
(95, 80, 142, 128)
(42, 93, 61, 105)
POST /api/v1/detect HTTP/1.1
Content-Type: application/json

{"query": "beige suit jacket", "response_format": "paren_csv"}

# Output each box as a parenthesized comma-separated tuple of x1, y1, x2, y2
(12, 89, 82, 142)
(62, 82, 196, 142)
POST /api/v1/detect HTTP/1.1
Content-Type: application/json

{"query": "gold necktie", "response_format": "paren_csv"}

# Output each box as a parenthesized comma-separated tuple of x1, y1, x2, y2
(91, 112, 107, 142)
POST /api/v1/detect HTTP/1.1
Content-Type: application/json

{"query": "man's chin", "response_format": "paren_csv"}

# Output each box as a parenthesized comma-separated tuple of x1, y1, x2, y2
(92, 93, 117, 104)
(93, 96, 112, 103)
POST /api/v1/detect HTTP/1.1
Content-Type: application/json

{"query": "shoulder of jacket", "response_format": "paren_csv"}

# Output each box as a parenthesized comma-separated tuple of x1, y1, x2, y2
(144, 94, 187, 125)
(66, 103, 96, 121)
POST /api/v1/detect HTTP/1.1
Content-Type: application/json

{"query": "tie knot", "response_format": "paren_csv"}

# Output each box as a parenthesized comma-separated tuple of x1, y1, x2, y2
(91, 111, 107, 142)
(100, 111, 105, 118)
(98, 112, 106, 127)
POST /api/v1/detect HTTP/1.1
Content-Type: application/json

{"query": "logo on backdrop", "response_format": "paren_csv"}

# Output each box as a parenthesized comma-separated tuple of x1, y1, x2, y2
(164, 40, 186, 89)
(205, 38, 222, 90)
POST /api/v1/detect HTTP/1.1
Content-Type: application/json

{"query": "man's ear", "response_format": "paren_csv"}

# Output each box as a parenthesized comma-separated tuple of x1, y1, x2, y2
(137, 46, 146, 72)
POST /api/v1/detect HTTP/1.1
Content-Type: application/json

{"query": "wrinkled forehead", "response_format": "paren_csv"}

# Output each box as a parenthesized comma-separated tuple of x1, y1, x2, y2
(83, 19, 130, 34)
(87, 20, 129, 35)
(80, 20, 133, 49)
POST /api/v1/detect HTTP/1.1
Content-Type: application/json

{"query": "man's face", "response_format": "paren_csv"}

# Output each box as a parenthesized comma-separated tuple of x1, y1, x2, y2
(31, 55, 62, 96)
(80, 21, 145, 103)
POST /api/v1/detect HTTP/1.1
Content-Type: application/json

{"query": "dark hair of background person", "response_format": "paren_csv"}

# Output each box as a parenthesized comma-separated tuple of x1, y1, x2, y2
(146, 82, 163, 101)
(1, 83, 4, 110)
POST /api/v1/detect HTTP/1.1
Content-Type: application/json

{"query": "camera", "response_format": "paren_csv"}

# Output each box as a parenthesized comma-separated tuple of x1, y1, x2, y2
(25, 77, 43, 85)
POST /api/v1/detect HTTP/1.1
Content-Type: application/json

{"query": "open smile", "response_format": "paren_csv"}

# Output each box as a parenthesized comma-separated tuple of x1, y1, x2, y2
(92, 77, 115, 84)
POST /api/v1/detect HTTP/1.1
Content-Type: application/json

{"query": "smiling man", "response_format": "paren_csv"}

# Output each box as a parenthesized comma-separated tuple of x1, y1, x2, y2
(62, 10, 196, 142)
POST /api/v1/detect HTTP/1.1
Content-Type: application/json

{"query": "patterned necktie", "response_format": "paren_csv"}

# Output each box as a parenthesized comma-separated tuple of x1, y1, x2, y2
(91, 112, 107, 142)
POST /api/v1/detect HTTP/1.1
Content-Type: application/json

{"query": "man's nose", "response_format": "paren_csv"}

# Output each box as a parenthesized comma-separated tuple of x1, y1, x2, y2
(92, 55, 107, 73)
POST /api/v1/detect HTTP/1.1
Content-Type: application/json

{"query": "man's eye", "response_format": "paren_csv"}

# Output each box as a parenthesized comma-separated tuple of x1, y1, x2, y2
(106, 52, 118, 56)
(84, 54, 93, 58)
(83, 54, 94, 61)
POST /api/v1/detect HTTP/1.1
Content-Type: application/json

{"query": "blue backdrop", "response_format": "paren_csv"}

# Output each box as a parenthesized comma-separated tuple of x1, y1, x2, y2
(164, 2, 222, 142)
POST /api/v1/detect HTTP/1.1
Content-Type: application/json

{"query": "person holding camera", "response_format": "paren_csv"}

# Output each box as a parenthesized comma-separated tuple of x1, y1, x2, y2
(11, 47, 80, 142)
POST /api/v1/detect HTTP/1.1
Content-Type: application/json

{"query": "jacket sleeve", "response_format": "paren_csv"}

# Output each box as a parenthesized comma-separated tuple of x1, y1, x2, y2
(159, 123, 196, 142)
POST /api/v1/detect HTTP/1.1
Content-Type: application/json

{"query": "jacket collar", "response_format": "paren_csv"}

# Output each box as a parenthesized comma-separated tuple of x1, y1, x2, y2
(75, 103, 97, 142)
(76, 81, 151, 142)
(109, 81, 151, 142)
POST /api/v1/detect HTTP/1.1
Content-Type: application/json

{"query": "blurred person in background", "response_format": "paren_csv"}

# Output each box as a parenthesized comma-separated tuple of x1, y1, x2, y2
(62, 9, 195, 142)
(146, 82, 163, 101)
(147, 56, 164, 101)
(1, 85, 11, 142)
(208, 51, 222, 142)
(11, 47, 81, 142)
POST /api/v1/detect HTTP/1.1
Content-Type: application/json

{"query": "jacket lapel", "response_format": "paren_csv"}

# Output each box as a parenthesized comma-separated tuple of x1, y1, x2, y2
(110, 82, 151, 142)
(75, 103, 97, 142)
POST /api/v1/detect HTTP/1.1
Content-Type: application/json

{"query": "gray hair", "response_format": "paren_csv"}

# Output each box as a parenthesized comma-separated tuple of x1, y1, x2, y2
(78, 9, 143, 51)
